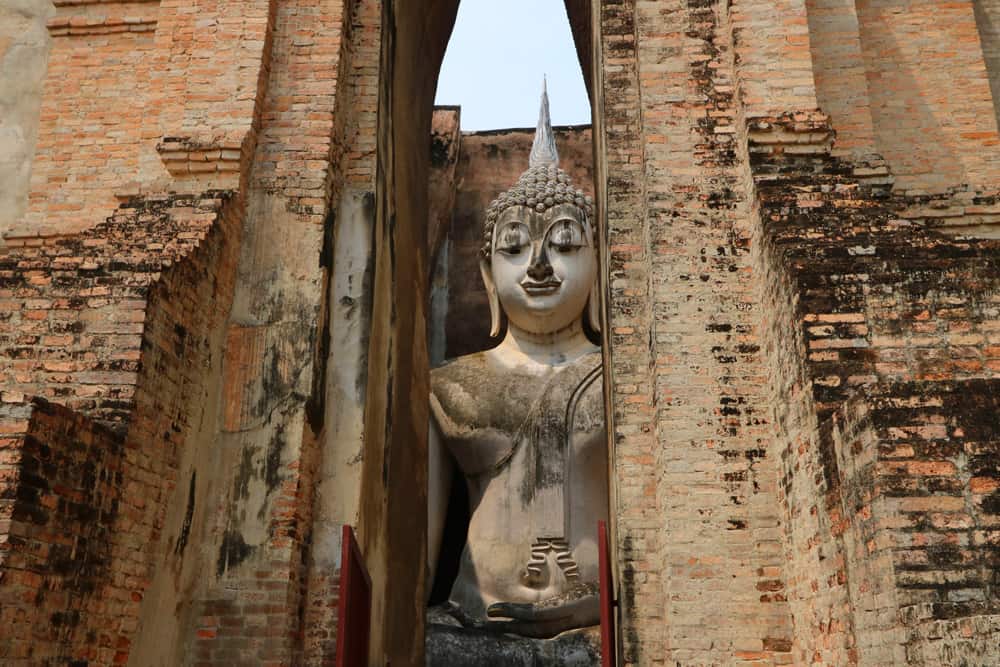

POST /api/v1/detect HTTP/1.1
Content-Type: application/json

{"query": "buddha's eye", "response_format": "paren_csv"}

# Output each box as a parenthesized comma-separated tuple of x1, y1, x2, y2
(496, 224, 529, 254)
(548, 220, 584, 252)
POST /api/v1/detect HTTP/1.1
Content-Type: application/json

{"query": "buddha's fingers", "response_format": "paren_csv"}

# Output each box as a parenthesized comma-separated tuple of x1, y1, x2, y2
(486, 594, 600, 624)
(486, 602, 538, 620)
(482, 618, 568, 639)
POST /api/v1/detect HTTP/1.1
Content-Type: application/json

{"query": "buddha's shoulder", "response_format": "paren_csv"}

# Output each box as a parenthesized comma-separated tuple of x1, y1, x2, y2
(431, 351, 492, 388)
(430, 352, 501, 434)
(430, 352, 509, 411)
(430, 347, 603, 439)
(431, 347, 602, 403)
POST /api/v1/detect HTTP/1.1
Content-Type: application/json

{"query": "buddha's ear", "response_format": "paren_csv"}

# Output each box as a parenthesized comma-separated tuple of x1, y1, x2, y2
(587, 272, 601, 334)
(480, 257, 502, 337)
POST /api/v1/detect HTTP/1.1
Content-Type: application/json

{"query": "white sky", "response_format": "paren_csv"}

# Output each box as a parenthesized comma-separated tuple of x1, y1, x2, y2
(434, 0, 591, 131)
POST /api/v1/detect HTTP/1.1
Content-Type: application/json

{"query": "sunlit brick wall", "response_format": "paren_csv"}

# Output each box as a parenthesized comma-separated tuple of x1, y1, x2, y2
(855, 0, 1000, 192)
(974, 0, 1000, 129)
(22, 0, 162, 237)
(804, 0, 879, 154)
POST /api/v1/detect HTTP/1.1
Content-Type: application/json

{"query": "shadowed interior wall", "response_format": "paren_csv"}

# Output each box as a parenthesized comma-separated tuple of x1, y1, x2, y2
(357, 2, 457, 664)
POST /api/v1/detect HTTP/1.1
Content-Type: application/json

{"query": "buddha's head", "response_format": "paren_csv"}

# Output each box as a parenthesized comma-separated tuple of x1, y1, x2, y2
(480, 87, 599, 338)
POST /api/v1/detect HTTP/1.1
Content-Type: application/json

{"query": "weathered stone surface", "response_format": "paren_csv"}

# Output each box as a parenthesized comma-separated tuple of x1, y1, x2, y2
(0, 0, 998, 664)
(0, 192, 242, 665)
(0, 0, 52, 236)
(426, 623, 600, 667)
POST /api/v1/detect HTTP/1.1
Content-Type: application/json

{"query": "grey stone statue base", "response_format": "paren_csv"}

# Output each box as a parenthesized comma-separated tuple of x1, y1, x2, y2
(426, 623, 600, 667)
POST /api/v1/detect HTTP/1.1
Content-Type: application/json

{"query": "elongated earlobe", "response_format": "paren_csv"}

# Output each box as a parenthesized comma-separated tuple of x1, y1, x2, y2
(480, 259, 502, 337)
(587, 275, 601, 334)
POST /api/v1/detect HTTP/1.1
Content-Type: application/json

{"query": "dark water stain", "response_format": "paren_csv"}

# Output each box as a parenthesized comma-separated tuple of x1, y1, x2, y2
(216, 529, 254, 577)
(174, 471, 196, 556)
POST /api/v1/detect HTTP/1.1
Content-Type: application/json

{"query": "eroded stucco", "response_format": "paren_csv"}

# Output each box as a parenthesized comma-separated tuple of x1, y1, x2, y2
(0, 0, 53, 237)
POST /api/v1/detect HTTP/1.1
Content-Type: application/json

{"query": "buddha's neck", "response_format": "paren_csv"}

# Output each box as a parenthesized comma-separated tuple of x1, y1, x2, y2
(498, 319, 595, 367)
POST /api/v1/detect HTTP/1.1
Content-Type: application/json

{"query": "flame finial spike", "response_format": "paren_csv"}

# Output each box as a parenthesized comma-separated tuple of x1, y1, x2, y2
(529, 79, 559, 168)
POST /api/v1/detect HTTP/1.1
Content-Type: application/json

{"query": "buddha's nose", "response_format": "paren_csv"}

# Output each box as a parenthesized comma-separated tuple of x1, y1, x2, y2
(527, 247, 554, 281)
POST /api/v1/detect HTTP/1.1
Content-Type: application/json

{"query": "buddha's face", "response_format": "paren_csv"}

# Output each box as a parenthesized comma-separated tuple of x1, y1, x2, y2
(486, 203, 597, 336)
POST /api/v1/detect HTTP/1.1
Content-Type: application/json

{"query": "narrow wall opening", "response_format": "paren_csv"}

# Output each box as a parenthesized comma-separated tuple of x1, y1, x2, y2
(426, 1, 595, 614)
(359, 0, 607, 663)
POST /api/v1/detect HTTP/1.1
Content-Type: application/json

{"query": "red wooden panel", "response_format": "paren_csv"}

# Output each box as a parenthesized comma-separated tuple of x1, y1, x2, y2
(335, 524, 372, 667)
(599, 520, 616, 667)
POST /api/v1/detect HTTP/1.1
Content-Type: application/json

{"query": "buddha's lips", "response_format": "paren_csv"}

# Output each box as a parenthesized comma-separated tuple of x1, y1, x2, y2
(521, 279, 561, 295)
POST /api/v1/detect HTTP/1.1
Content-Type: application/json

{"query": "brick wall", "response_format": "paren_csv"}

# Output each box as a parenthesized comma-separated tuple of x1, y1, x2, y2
(15, 0, 273, 237)
(21, 0, 163, 237)
(752, 110, 1000, 665)
(181, 0, 361, 663)
(731, 0, 818, 116)
(855, 0, 1000, 192)
(600, 1, 798, 663)
(304, 0, 382, 661)
(753, 116, 1000, 416)
(0, 399, 125, 664)
(150, 0, 272, 143)
(873, 382, 1000, 626)
(596, 2, 660, 660)
(773, 379, 1000, 667)
(0, 194, 231, 428)
(597, 0, 1000, 662)
(975, 0, 1000, 132)
(805, 0, 878, 155)
(0, 401, 31, 573)
(124, 194, 241, 665)
(0, 190, 242, 664)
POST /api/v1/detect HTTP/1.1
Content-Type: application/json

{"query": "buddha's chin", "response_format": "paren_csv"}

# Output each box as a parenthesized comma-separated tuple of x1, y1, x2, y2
(508, 300, 558, 320)
(521, 294, 565, 313)
(501, 292, 588, 333)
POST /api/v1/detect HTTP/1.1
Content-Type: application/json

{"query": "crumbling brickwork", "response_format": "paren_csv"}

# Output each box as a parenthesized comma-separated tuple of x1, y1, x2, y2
(1, 0, 998, 664)
(0, 194, 231, 426)
(183, 0, 354, 661)
(0, 190, 242, 663)
(752, 111, 1000, 666)
(598, 1, 800, 663)
(0, 399, 123, 664)
(594, 0, 999, 663)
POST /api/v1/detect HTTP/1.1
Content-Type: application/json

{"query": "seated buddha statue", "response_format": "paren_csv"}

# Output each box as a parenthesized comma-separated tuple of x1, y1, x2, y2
(426, 88, 607, 665)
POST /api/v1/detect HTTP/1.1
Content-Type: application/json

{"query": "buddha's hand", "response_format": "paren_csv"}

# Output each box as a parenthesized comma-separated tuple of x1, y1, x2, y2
(484, 591, 600, 639)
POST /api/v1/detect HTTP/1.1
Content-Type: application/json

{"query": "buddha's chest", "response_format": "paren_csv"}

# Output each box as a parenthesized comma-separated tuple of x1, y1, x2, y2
(430, 355, 604, 481)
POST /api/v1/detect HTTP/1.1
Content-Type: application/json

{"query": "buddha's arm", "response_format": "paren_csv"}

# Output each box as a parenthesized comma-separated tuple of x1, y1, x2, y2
(426, 416, 453, 601)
